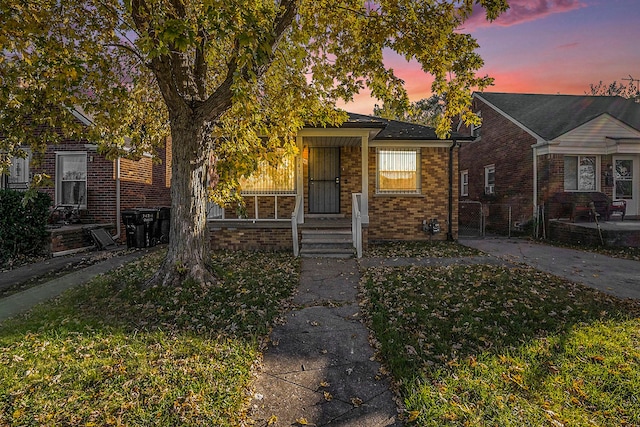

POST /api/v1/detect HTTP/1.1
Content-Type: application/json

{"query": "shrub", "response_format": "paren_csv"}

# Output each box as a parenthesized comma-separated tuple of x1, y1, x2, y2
(0, 189, 51, 267)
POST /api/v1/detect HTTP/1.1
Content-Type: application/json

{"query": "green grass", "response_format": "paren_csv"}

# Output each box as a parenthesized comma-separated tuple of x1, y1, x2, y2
(0, 250, 299, 426)
(365, 241, 483, 258)
(361, 264, 640, 426)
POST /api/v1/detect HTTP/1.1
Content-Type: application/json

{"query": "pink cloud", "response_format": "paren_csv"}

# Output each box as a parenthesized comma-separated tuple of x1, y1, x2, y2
(464, 0, 585, 29)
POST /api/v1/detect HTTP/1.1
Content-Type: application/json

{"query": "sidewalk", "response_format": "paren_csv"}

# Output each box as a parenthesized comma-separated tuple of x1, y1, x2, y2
(249, 258, 401, 427)
(0, 248, 156, 323)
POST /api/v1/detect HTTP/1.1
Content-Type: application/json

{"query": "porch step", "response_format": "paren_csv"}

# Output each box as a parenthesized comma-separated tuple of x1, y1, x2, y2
(300, 228, 355, 258)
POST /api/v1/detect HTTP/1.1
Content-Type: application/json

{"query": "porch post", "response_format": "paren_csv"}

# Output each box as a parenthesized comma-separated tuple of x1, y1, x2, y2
(361, 134, 370, 223)
(296, 135, 305, 224)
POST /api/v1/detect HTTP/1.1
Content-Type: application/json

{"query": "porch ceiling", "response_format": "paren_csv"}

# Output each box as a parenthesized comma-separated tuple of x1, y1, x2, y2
(303, 136, 362, 147)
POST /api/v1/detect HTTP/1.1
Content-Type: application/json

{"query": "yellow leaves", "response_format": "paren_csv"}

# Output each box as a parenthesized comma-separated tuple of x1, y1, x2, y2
(406, 410, 420, 422)
(295, 417, 310, 425)
(323, 391, 333, 401)
(267, 415, 278, 425)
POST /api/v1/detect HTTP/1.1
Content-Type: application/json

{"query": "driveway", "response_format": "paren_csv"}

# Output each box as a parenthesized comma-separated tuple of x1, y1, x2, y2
(459, 238, 640, 300)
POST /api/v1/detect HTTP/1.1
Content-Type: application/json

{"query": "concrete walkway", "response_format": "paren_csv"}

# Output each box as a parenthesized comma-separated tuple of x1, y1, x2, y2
(460, 238, 640, 300)
(0, 249, 154, 323)
(249, 258, 401, 427)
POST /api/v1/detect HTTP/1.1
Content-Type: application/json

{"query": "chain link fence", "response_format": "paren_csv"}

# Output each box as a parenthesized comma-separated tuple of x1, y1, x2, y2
(459, 202, 536, 238)
(459, 201, 484, 237)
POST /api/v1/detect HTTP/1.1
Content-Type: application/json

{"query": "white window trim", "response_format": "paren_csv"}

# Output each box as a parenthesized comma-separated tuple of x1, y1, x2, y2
(376, 147, 421, 195)
(484, 164, 495, 195)
(460, 170, 469, 197)
(55, 151, 88, 208)
(2, 149, 31, 190)
(563, 155, 599, 192)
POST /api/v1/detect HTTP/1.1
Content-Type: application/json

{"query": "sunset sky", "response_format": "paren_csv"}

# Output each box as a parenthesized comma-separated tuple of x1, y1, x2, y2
(341, 0, 640, 114)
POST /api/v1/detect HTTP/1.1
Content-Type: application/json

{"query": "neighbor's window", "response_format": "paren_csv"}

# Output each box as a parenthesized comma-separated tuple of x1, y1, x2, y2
(484, 164, 495, 195)
(239, 154, 296, 195)
(2, 149, 31, 190)
(564, 156, 596, 191)
(376, 148, 421, 194)
(460, 170, 469, 196)
(56, 152, 87, 207)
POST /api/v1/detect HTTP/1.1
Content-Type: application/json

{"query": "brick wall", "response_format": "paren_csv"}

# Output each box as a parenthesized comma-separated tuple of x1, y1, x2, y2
(209, 225, 293, 251)
(459, 97, 538, 225)
(368, 146, 454, 241)
(32, 136, 171, 226)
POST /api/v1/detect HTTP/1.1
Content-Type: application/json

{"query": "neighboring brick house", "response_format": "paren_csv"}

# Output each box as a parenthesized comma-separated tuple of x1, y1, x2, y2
(458, 92, 640, 228)
(1, 109, 172, 250)
(208, 113, 469, 254)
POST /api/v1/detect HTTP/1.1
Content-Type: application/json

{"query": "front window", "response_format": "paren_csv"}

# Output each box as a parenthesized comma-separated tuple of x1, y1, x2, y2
(239, 154, 296, 195)
(484, 165, 495, 195)
(460, 170, 469, 196)
(56, 152, 87, 207)
(376, 148, 421, 194)
(564, 156, 596, 191)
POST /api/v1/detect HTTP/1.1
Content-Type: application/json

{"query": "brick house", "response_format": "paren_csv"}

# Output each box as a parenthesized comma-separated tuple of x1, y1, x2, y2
(1, 109, 172, 252)
(458, 92, 640, 229)
(208, 113, 468, 255)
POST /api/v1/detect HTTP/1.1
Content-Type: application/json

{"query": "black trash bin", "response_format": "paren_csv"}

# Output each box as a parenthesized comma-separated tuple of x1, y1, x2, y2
(138, 208, 158, 247)
(156, 207, 171, 244)
(121, 209, 145, 249)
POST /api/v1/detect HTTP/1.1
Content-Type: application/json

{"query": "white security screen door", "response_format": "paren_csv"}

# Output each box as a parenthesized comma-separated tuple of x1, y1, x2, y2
(613, 156, 639, 217)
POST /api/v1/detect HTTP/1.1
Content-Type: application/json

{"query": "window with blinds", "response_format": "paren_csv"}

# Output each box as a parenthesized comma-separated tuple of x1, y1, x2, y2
(239, 155, 296, 195)
(376, 148, 421, 194)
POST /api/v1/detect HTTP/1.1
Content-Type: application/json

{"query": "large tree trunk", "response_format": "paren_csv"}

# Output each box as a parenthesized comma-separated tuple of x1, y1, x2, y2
(151, 112, 215, 286)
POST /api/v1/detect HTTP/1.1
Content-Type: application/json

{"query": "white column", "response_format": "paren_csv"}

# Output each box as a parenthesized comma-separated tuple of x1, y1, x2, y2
(296, 135, 305, 224)
(361, 134, 369, 223)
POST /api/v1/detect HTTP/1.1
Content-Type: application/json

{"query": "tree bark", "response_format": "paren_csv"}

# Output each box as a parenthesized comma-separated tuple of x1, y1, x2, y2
(151, 111, 215, 286)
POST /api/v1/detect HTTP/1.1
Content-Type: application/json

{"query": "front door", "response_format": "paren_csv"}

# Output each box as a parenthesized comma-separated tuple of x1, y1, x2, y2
(308, 147, 340, 214)
(613, 156, 639, 217)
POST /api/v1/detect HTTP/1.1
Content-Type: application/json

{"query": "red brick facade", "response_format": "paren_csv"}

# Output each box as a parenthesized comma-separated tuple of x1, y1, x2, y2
(459, 97, 619, 227)
(31, 137, 172, 225)
(458, 97, 537, 226)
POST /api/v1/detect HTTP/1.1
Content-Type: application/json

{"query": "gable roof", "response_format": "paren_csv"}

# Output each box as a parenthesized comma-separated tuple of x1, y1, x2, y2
(476, 92, 640, 140)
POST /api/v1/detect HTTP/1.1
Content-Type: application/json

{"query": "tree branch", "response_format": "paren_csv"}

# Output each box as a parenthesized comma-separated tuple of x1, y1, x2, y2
(197, 0, 300, 122)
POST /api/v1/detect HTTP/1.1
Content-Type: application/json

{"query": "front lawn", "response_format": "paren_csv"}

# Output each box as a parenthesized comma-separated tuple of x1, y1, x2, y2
(365, 241, 483, 258)
(361, 264, 640, 426)
(0, 250, 299, 426)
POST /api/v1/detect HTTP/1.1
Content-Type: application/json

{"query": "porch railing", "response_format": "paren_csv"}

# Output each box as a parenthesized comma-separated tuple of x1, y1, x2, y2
(207, 194, 294, 221)
(352, 193, 362, 258)
(291, 195, 302, 256)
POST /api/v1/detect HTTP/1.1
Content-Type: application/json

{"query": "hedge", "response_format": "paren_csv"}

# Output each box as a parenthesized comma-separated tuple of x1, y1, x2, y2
(0, 190, 51, 267)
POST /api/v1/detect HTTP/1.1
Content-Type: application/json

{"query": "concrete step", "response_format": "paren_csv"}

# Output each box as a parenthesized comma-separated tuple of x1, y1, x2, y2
(299, 228, 355, 258)
(299, 247, 355, 258)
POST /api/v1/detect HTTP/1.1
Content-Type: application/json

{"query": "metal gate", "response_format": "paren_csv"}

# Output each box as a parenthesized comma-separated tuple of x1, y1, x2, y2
(459, 200, 484, 237)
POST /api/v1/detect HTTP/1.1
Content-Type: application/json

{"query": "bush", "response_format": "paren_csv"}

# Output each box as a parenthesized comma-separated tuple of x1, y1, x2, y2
(0, 190, 51, 267)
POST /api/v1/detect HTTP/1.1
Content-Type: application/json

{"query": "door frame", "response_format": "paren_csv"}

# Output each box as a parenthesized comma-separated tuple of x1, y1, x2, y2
(308, 147, 341, 214)
(613, 155, 639, 218)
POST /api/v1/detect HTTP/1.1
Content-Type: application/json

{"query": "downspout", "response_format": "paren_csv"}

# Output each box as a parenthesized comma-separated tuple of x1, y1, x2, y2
(112, 157, 121, 240)
(447, 139, 460, 241)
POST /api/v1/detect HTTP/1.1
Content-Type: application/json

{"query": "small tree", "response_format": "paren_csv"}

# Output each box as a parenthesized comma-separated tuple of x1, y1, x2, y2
(587, 78, 639, 98)
(1, 0, 509, 285)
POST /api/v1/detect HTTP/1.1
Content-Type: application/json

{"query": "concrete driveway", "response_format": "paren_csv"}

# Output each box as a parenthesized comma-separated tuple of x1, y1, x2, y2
(459, 238, 640, 300)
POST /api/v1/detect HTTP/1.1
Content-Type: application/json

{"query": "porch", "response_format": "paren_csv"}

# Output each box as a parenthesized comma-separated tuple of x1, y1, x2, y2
(548, 219, 640, 247)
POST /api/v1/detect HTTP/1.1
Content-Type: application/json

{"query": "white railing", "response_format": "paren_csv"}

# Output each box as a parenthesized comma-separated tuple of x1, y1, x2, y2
(291, 195, 303, 256)
(352, 193, 362, 258)
(207, 194, 295, 221)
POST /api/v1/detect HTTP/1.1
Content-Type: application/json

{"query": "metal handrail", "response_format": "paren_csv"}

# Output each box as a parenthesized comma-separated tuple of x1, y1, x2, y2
(291, 194, 302, 256)
(352, 193, 362, 258)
